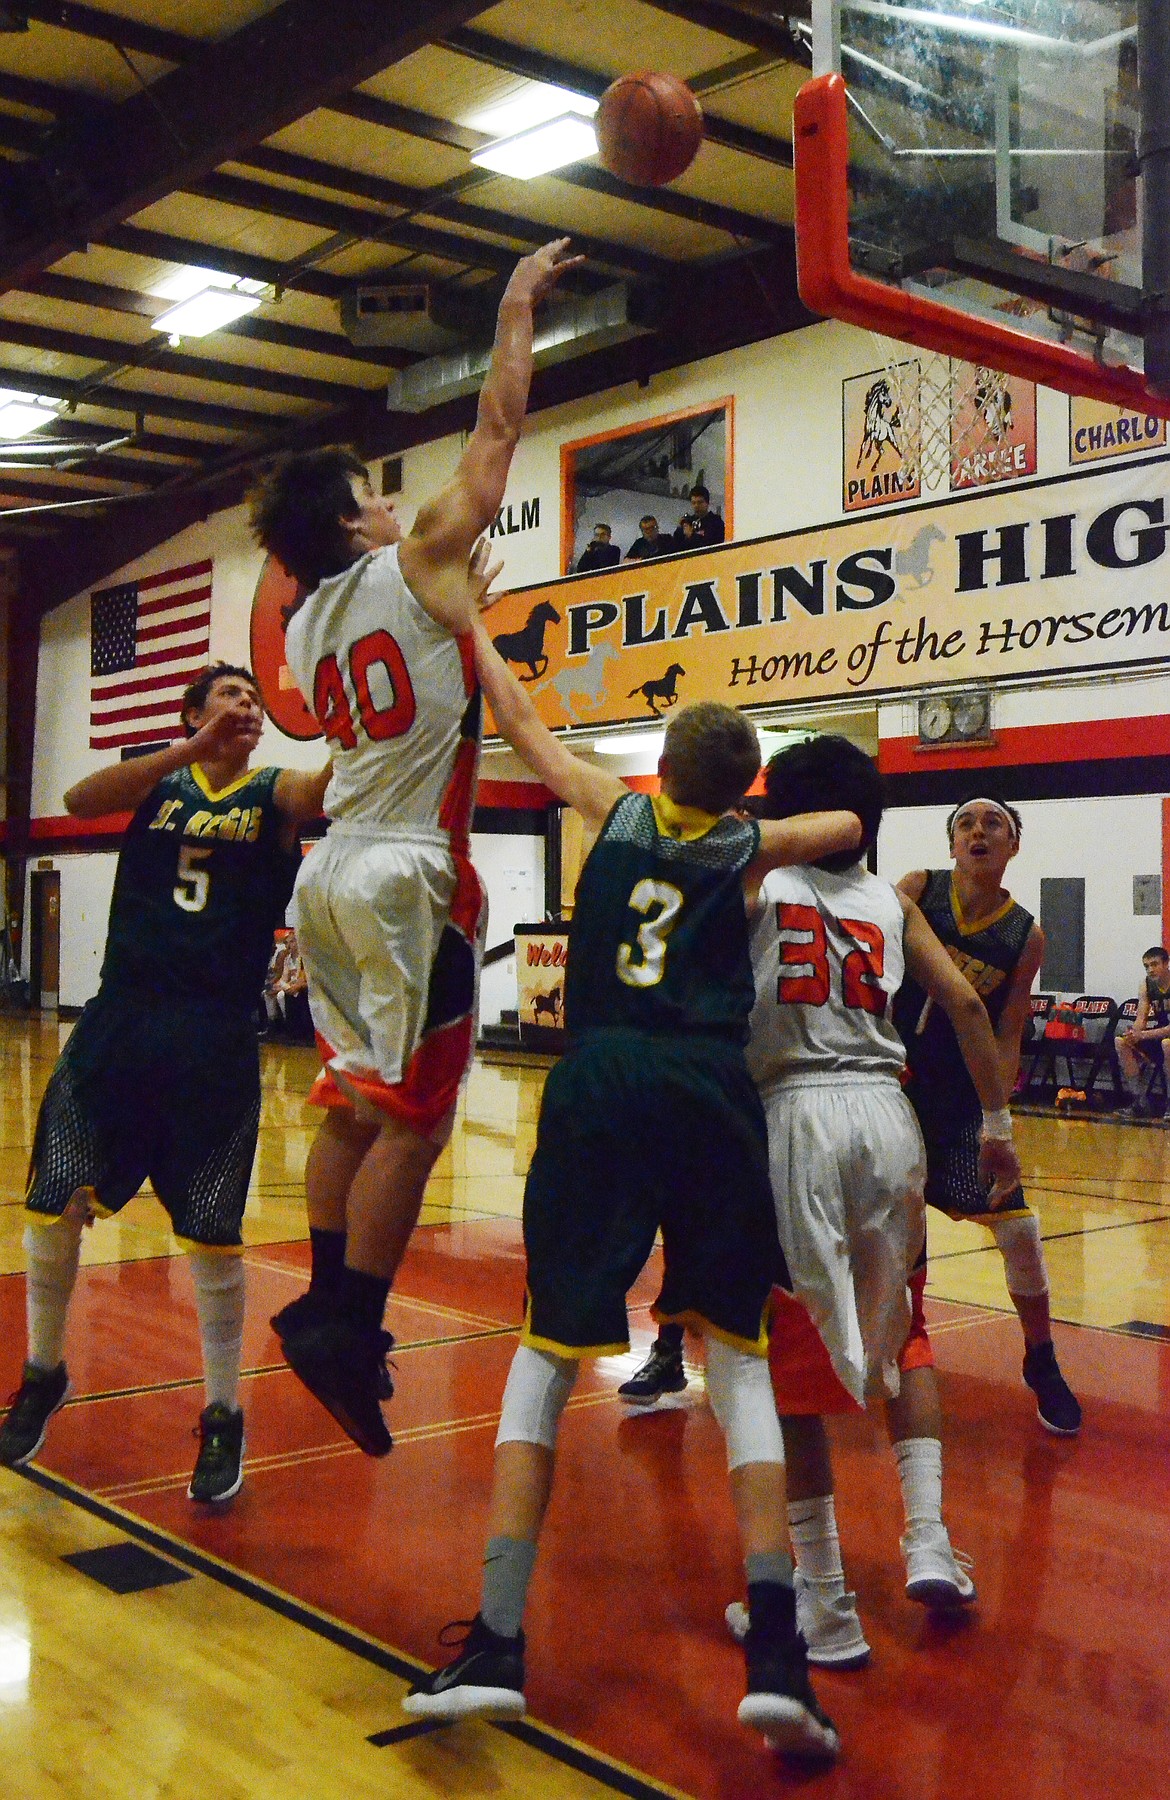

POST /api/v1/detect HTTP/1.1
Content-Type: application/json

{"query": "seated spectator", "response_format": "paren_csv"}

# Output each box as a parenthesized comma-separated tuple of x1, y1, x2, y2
(574, 523, 621, 573)
(624, 515, 673, 561)
(1116, 944, 1170, 1118)
(263, 928, 311, 1039)
(673, 484, 726, 550)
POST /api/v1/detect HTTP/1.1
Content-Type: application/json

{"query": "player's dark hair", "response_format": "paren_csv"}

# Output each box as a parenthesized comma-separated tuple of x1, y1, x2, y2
(594, 523, 611, 535)
(248, 445, 369, 590)
(945, 793, 1022, 845)
(661, 702, 760, 814)
(760, 735, 882, 871)
(689, 485, 710, 502)
(180, 663, 260, 736)
(1144, 946, 1169, 962)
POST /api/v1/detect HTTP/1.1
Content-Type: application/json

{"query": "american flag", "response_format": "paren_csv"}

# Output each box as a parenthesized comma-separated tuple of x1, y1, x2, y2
(89, 559, 213, 751)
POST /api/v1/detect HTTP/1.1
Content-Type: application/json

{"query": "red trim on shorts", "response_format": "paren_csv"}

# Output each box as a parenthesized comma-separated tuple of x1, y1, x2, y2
(439, 737, 480, 849)
(767, 1287, 862, 1417)
(897, 1264, 935, 1373)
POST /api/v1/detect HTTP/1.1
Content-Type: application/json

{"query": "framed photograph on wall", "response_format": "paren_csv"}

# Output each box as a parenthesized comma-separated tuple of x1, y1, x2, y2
(560, 398, 733, 575)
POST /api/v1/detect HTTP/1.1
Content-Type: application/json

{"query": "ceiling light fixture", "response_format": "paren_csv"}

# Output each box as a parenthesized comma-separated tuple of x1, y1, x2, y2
(469, 83, 598, 140)
(471, 111, 598, 180)
(149, 266, 268, 340)
(0, 393, 59, 438)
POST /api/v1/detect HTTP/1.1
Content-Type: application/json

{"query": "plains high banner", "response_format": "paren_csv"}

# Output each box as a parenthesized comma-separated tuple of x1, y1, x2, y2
(482, 454, 1170, 734)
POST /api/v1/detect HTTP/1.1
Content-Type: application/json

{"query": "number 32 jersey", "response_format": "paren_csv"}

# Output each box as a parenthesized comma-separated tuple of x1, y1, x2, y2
(746, 863, 907, 1091)
(284, 546, 480, 844)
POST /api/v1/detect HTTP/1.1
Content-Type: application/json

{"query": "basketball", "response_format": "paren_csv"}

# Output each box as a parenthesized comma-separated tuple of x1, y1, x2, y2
(595, 72, 703, 187)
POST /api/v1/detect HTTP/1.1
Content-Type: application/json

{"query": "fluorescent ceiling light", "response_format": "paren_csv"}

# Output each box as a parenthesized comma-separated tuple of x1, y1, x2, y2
(469, 82, 598, 140)
(471, 112, 598, 180)
(151, 287, 264, 339)
(0, 396, 58, 438)
(593, 731, 666, 757)
(149, 265, 266, 302)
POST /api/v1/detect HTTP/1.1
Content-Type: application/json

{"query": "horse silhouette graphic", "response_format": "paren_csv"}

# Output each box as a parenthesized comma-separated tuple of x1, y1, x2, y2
(630, 663, 685, 718)
(493, 601, 561, 681)
(540, 640, 619, 721)
(857, 378, 902, 469)
(896, 523, 945, 591)
(532, 985, 562, 1026)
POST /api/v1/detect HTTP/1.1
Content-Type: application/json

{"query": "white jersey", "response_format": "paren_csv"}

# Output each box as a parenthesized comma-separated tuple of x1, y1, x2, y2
(747, 863, 907, 1091)
(284, 546, 479, 842)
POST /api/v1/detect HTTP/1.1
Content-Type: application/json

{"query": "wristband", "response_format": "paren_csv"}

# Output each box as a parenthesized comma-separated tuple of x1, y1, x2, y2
(981, 1107, 1013, 1141)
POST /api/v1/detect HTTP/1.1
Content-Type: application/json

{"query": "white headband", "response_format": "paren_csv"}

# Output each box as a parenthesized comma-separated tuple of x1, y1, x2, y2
(950, 797, 1018, 840)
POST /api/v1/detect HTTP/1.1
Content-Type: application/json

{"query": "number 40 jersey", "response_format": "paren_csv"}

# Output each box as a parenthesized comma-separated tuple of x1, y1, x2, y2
(746, 863, 908, 1091)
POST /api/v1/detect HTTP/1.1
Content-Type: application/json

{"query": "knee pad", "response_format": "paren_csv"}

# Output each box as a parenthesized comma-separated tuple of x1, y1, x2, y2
(23, 1213, 83, 1275)
(991, 1213, 1048, 1298)
(187, 1248, 246, 1299)
(704, 1337, 784, 1471)
(496, 1345, 577, 1451)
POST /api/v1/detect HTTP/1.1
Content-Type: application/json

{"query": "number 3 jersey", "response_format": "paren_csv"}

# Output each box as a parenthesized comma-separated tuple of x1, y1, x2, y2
(100, 764, 299, 1010)
(564, 791, 760, 1040)
(283, 545, 480, 844)
(746, 863, 907, 1090)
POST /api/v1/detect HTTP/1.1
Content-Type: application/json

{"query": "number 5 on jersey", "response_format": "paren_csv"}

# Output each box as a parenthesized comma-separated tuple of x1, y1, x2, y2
(775, 902, 886, 1015)
(616, 879, 684, 989)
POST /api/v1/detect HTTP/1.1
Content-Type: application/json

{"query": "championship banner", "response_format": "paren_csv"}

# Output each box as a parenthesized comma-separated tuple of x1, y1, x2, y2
(484, 455, 1170, 732)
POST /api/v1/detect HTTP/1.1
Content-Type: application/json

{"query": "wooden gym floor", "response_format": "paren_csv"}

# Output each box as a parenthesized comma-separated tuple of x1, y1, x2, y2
(2, 1013, 1169, 1800)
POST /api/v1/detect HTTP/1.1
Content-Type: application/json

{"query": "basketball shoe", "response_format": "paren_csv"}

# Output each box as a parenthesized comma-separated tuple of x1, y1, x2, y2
(738, 1614, 840, 1759)
(188, 1403, 245, 1503)
(617, 1337, 687, 1403)
(902, 1523, 976, 1608)
(0, 1362, 70, 1467)
(402, 1616, 527, 1722)
(280, 1316, 394, 1455)
(726, 1570, 871, 1668)
(271, 1294, 395, 1400)
(1023, 1341, 1082, 1435)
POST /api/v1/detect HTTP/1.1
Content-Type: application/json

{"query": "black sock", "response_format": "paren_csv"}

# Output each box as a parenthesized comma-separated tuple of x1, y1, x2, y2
(747, 1578, 798, 1642)
(336, 1265, 391, 1334)
(308, 1227, 346, 1297)
(655, 1323, 684, 1355)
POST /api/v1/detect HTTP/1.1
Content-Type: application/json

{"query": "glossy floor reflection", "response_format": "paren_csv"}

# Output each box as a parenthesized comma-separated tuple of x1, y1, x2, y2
(2, 1014, 1168, 1800)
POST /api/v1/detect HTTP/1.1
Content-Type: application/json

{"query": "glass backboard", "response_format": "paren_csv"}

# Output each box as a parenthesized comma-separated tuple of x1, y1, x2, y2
(797, 1, 1170, 410)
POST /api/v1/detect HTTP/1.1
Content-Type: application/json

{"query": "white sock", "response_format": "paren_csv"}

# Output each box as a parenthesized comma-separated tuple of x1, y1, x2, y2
(25, 1217, 83, 1371)
(788, 1494, 846, 1585)
(189, 1251, 245, 1412)
(894, 1436, 943, 1529)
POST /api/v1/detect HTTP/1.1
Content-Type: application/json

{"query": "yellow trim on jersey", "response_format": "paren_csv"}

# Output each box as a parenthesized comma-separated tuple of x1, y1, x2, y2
(950, 873, 1016, 938)
(190, 763, 268, 803)
(651, 792, 722, 842)
(653, 1306, 770, 1357)
(521, 1326, 629, 1360)
(175, 1237, 245, 1255)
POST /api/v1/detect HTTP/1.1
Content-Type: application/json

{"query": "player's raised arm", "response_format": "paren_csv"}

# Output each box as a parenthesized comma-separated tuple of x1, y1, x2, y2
(746, 810, 863, 887)
(900, 893, 1022, 1202)
(64, 700, 256, 819)
(472, 620, 626, 833)
(398, 241, 583, 631)
(274, 762, 332, 826)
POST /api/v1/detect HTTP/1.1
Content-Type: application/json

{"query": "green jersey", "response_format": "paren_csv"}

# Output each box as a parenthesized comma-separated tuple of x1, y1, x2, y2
(564, 792, 760, 1041)
(100, 763, 299, 1011)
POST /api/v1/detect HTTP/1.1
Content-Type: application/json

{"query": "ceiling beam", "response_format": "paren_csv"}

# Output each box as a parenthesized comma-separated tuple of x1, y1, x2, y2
(0, 114, 47, 156)
(0, 316, 358, 406)
(442, 27, 795, 169)
(26, 269, 409, 368)
(0, 71, 77, 116)
(102, 224, 353, 300)
(323, 92, 784, 245)
(0, 362, 284, 433)
(237, 146, 675, 280)
(14, 1, 194, 64)
(0, 0, 496, 288)
(642, 0, 810, 62)
(0, 469, 145, 505)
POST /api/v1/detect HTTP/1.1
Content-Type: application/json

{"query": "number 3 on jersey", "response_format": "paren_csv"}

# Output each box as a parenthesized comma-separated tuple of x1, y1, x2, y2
(313, 630, 417, 749)
(775, 902, 886, 1015)
(616, 879, 684, 989)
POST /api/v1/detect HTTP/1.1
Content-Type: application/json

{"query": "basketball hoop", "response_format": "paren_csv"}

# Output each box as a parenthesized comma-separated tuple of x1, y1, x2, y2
(870, 346, 1022, 492)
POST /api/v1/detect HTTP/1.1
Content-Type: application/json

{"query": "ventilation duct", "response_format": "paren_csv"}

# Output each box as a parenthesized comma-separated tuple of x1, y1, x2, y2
(385, 283, 660, 413)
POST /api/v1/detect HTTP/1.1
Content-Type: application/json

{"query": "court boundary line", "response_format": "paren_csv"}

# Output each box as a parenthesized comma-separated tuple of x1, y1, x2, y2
(10, 1460, 690, 1800)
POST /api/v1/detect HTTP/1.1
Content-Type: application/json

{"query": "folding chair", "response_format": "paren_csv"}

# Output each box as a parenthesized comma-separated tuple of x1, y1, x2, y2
(1113, 996, 1169, 1113)
(1017, 994, 1054, 1097)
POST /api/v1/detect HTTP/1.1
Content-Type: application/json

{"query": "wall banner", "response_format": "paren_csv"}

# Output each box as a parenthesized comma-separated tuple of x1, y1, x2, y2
(1069, 397, 1167, 466)
(483, 455, 1170, 731)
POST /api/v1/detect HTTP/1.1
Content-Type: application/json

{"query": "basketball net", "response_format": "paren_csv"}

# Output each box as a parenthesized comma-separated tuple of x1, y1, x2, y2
(870, 339, 1015, 492)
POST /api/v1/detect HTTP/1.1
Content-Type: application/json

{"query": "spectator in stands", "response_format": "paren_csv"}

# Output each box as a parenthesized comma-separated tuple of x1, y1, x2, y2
(574, 523, 621, 573)
(1116, 945, 1170, 1119)
(673, 484, 726, 550)
(625, 515, 673, 562)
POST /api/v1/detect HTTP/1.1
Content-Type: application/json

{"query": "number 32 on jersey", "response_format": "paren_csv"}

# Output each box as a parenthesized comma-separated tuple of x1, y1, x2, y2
(775, 902, 886, 1015)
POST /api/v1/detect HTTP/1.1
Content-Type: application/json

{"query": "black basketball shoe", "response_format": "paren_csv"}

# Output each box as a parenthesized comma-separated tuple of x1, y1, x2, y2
(738, 1623, 841, 1760)
(0, 1362, 70, 1467)
(187, 1403, 245, 1503)
(280, 1316, 394, 1456)
(402, 1616, 526, 1722)
(271, 1294, 394, 1400)
(1023, 1342, 1082, 1435)
(617, 1339, 687, 1404)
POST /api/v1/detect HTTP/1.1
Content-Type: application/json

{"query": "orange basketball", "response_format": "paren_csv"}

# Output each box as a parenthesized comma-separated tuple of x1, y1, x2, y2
(596, 72, 704, 187)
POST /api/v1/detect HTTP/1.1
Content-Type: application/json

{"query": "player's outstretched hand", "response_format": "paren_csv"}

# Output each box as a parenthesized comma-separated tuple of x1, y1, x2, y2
(980, 1135, 1022, 1209)
(191, 697, 260, 760)
(468, 537, 506, 613)
(504, 237, 586, 309)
